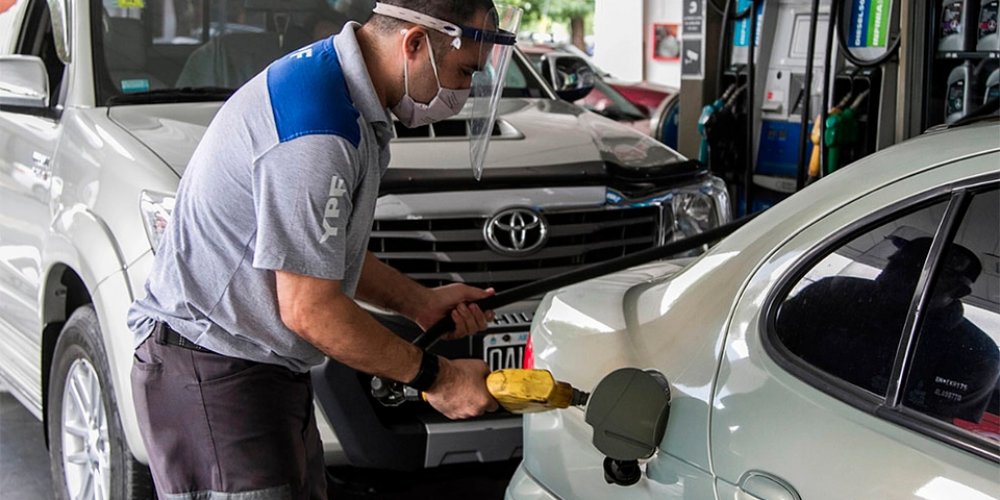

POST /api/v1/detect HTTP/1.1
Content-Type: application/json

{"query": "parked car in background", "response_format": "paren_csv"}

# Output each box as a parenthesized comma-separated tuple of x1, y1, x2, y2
(0, 1, 729, 499)
(506, 121, 1000, 500)
(520, 42, 677, 112)
(520, 43, 678, 144)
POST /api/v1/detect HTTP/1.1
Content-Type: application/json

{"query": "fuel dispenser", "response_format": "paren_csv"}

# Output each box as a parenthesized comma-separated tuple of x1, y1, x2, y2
(687, 0, 997, 217)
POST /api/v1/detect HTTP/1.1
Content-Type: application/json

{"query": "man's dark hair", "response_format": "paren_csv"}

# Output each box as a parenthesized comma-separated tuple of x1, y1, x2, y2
(367, 0, 497, 54)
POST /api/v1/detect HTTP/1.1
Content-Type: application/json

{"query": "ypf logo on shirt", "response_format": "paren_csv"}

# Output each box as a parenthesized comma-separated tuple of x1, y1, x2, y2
(290, 47, 313, 60)
(321, 176, 347, 244)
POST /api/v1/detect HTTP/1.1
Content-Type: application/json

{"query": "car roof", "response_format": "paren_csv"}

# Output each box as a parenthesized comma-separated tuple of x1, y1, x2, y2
(717, 121, 999, 257)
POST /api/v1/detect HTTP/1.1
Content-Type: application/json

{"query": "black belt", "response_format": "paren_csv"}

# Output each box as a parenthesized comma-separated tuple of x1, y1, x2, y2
(155, 324, 215, 353)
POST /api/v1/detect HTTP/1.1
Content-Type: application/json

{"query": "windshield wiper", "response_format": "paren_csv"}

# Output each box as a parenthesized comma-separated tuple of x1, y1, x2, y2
(107, 87, 235, 105)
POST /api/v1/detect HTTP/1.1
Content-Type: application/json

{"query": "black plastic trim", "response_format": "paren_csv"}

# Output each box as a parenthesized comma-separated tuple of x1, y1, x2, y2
(378, 161, 709, 197)
(885, 191, 970, 406)
(311, 311, 529, 471)
(761, 171, 1000, 463)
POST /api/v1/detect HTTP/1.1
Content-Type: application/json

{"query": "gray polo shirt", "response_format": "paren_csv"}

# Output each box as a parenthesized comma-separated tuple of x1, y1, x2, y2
(128, 23, 393, 373)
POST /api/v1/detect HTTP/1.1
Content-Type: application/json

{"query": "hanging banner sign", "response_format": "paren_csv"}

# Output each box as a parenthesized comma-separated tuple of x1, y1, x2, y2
(848, 0, 891, 48)
(733, 0, 765, 47)
(682, 0, 705, 78)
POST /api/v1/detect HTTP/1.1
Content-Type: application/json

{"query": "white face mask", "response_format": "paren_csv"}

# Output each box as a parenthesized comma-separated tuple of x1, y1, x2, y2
(391, 38, 471, 128)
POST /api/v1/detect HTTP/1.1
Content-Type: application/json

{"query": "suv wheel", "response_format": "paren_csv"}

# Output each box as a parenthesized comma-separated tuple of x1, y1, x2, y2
(48, 305, 155, 500)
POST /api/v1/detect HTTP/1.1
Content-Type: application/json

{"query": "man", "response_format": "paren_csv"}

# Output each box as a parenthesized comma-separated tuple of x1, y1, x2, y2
(128, 1, 511, 498)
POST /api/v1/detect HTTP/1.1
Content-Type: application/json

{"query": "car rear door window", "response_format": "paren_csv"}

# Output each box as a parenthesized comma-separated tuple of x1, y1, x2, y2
(774, 201, 951, 396)
(902, 189, 1000, 442)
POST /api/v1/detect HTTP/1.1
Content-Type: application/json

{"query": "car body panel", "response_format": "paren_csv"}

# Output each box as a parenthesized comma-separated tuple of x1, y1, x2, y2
(606, 79, 676, 112)
(712, 152, 1000, 500)
(0, 109, 58, 413)
(512, 122, 1000, 500)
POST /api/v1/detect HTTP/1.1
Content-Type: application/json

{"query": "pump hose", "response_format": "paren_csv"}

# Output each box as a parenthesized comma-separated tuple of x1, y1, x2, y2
(744, 0, 764, 216)
(716, 0, 735, 97)
(796, 0, 823, 191)
(817, 0, 840, 180)
(835, 0, 901, 68)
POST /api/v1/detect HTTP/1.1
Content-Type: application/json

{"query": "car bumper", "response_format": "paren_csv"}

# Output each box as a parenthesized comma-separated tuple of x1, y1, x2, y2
(311, 303, 534, 470)
(505, 463, 562, 500)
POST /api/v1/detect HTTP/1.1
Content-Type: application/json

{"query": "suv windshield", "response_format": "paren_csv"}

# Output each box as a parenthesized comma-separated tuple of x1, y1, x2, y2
(92, 0, 547, 106)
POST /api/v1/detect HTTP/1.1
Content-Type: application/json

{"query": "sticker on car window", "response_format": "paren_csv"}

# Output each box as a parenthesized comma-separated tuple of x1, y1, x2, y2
(117, 0, 144, 8)
(121, 79, 150, 93)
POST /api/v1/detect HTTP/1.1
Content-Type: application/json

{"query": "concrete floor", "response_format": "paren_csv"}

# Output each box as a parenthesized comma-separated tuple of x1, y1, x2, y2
(0, 390, 518, 500)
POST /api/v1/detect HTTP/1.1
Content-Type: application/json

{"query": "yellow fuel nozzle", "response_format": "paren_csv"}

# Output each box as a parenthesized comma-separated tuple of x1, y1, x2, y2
(486, 369, 589, 414)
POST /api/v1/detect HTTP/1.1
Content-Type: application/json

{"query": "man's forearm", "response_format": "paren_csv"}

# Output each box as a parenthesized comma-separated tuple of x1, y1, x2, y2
(295, 291, 424, 383)
(356, 252, 428, 321)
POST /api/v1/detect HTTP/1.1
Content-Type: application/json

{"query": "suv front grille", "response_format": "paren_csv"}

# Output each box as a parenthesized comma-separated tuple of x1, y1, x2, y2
(370, 206, 664, 290)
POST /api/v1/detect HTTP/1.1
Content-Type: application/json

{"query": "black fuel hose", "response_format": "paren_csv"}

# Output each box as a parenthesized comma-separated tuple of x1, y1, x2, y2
(744, 0, 762, 217)
(716, 0, 734, 98)
(818, 0, 840, 179)
(410, 213, 761, 350)
(796, 0, 823, 191)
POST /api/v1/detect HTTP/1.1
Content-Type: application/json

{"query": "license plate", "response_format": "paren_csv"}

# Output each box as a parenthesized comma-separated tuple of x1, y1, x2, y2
(483, 332, 529, 372)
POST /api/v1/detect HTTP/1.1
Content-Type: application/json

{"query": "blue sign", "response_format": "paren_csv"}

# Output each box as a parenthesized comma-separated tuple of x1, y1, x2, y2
(733, 0, 764, 47)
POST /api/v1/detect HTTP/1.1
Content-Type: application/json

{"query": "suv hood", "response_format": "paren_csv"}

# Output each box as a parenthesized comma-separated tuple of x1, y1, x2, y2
(108, 98, 688, 180)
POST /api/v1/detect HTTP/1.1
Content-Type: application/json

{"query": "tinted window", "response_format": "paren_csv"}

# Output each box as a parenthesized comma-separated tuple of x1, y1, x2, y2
(903, 189, 1000, 442)
(94, 0, 349, 104)
(502, 54, 546, 98)
(92, 0, 549, 105)
(775, 201, 951, 396)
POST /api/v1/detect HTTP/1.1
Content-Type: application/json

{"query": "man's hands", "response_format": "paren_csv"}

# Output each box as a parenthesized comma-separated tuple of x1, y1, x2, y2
(414, 284, 496, 340)
(424, 357, 499, 419)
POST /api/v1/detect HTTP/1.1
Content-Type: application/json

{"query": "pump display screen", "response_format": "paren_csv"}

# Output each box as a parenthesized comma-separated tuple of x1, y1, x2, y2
(947, 80, 966, 115)
(981, 1, 999, 38)
(942, 1, 964, 37)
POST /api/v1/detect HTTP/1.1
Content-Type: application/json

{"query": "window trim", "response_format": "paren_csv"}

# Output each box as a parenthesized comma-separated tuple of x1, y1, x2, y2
(761, 171, 1000, 463)
(884, 190, 971, 407)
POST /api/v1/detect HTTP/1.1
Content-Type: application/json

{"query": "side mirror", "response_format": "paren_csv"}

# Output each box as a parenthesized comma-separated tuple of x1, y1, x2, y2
(541, 53, 596, 103)
(0, 56, 50, 109)
(585, 368, 671, 487)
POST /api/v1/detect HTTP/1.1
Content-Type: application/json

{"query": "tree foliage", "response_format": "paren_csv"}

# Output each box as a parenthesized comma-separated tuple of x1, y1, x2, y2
(505, 0, 595, 25)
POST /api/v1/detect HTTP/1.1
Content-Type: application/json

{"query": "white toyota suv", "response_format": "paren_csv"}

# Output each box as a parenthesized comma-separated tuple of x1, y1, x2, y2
(0, 1, 728, 499)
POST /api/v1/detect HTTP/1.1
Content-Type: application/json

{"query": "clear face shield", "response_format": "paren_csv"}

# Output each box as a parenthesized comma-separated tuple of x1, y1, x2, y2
(372, 3, 522, 180)
(468, 7, 522, 180)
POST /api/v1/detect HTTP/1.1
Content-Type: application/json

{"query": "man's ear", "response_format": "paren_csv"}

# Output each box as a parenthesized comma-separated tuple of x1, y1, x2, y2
(401, 27, 429, 61)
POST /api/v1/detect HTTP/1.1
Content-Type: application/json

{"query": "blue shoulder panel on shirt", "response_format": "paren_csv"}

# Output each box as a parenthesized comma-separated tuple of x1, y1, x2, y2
(267, 38, 362, 148)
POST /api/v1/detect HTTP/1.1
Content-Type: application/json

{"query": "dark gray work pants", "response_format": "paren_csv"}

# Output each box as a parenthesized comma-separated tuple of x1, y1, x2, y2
(131, 334, 327, 500)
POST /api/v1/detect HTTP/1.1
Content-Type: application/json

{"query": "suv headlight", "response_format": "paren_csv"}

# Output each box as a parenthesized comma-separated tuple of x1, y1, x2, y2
(671, 177, 731, 240)
(139, 191, 175, 253)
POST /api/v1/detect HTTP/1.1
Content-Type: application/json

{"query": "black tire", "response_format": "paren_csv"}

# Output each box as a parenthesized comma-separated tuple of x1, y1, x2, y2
(48, 305, 155, 500)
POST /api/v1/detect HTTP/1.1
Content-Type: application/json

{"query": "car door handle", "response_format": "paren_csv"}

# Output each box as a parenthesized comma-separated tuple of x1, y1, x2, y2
(739, 471, 801, 500)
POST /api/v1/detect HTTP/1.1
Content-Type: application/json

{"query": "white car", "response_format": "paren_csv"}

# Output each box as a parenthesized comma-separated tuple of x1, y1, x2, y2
(507, 121, 1000, 500)
(0, 0, 728, 499)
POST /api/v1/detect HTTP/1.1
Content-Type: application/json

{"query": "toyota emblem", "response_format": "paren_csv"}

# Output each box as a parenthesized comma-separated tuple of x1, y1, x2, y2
(484, 208, 549, 257)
